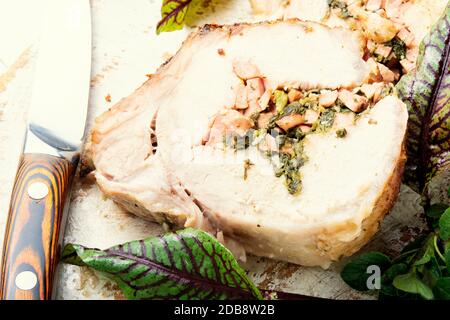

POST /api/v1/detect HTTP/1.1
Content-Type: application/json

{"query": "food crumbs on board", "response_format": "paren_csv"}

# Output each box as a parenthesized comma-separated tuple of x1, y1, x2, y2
(105, 94, 111, 103)
(336, 128, 347, 138)
(244, 159, 254, 180)
(218, 48, 225, 56)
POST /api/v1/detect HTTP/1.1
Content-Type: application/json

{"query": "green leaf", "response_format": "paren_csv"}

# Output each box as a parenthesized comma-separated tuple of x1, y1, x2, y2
(426, 203, 448, 219)
(396, 4, 450, 192)
(445, 249, 450, 270)
(341, 252, 391, 291)
(62, 228, 263, 300)
(439, 208, 450, 240)
(393, 272, 434, 300)
(384, 263, 409, 282)
(399, 234, 428, 255)
(433, 277, 450, 299)
(379, 263, 409, 299)
(422, 256, 442, 287)
(414, 236, 435, 266)
(156, 0, 199, 35)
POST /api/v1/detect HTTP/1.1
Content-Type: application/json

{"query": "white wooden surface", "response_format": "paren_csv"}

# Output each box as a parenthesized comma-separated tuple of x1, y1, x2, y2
(0, 0, 445, 300)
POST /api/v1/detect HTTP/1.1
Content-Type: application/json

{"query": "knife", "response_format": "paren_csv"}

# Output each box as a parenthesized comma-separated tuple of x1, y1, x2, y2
(0, 0, 91, 300)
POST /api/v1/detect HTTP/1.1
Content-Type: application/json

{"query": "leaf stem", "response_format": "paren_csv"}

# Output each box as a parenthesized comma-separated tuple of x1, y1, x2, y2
(434, 234, 446, 263)
(391, 249, 419, 264)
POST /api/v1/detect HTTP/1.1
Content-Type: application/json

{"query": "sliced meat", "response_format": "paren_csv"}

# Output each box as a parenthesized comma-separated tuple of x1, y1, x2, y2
(206, 110, 254, 145)
(257, 112, 274, 129)
(383, 0, 403, 19)
(233, 82, 248, 109)
(338, 89, 369, 112)
(288, 89, 303, 103)
(304, 109, 319, 125)
(299, 125, 312, 133)
(359, 11, 398, 43)
(374, 44, 392, 59)
(246, 78, 265, 114)
(360, 82, 384, 100)
(276, 114, 306, 131)
(87, 21, 407, 268)
(377, 62, 396, 83)
(258, 89, 272, 111)
(397, 27, 415, 47)
(319, 89, 338, 107)
(233, 59, 262, 79)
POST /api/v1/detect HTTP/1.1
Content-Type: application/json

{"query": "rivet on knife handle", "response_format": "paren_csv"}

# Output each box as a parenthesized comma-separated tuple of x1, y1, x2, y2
(0, 154, 76, 300)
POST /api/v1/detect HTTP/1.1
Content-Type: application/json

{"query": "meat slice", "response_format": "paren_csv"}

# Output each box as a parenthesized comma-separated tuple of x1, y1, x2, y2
(206, 110, 254, 145)
(276, 114, 305, 131)
(86, 21, 407, 268)
(338, 89, 369, 112)
(233, 82, 248, 110)
(319, 89, 338, 107)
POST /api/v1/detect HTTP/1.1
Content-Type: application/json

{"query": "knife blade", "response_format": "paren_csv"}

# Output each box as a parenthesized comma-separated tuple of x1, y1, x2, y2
(0, 0, 91, 300)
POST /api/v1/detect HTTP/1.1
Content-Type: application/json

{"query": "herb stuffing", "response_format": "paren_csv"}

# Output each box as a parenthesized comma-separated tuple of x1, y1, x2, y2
(328, 0, 351, 19)
(222, 85, 381, 195)
(336, 128, 347, 138)
(388, 37, 407, 60)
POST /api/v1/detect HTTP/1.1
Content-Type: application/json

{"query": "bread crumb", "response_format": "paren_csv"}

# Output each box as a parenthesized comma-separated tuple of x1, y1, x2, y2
(105, 94, 111, 102)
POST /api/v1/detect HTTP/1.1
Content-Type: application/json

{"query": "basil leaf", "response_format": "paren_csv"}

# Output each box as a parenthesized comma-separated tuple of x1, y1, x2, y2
(414, 236, 435, 266)
(396, 4, 450, 192)
(379, 263, 409, 299)
(426, 203, 449, 219)
(445, 249, 450, 271)
(341, 252, 391, 291)
(156, 0, 198, 35)
(62, 228, 263, 300)
(422, 257, 442, 287)
(439, 208, 450, 240)
(393, 272, 434, 300)
(384, 263, 409, 282)
(433, 277, 450, 299)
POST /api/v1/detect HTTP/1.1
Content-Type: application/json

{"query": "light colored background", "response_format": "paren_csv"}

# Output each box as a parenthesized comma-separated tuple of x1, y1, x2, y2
(0, 0, 445, 299)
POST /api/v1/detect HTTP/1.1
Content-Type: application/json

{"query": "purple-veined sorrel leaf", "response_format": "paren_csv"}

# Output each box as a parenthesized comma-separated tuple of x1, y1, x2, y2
(62, 228, 263, 300)
(156, 0, 199, 35)
(396, 3, 450, 192)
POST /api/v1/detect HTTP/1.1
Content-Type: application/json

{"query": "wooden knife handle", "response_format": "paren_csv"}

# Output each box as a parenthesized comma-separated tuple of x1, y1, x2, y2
(0, 154, 76, 300)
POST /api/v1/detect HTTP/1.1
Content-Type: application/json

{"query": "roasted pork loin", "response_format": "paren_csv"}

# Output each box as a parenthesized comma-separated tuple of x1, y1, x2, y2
(86, 20, 408, 268)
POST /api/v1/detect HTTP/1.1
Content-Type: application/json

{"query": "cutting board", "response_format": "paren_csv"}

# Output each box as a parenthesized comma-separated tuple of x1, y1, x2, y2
(0, 0, 437, 300)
